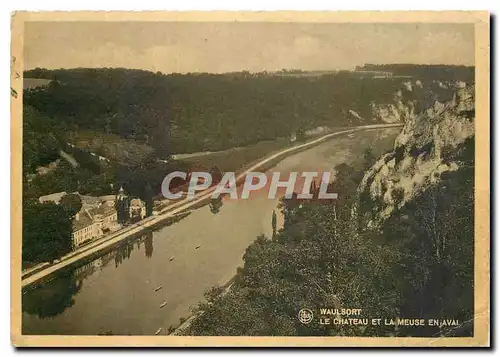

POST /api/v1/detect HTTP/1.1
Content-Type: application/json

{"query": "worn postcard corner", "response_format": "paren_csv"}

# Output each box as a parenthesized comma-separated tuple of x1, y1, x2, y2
(11, 11, 490, 348)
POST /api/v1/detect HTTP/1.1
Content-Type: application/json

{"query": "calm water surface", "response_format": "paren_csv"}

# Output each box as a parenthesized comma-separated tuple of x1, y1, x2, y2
(22, 129, 397, 335)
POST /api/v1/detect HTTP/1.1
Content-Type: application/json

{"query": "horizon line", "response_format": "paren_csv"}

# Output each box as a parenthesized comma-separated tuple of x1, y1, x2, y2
(23, 63, 476, 76)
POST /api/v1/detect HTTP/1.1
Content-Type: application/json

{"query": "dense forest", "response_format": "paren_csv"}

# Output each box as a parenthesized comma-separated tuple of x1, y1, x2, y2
(184, 137, 474, 337)
(21, 65, 474, 268)
(24, 67, 406, 155)
(22, 68, 406, 201)
(22, 66, 473, 195)
(24, 65, 474, 155)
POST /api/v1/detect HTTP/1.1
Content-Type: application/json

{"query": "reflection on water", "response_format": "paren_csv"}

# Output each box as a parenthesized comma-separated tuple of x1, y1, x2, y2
(22, 271, 82, 319)
(209, 197, 224, 215)
(144, 231, 153, 258)
(22, 230, 154, 320)
(114, 240, 134, 267)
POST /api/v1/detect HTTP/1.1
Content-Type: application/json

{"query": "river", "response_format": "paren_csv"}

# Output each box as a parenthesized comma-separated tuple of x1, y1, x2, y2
(22, 128, 398, 335)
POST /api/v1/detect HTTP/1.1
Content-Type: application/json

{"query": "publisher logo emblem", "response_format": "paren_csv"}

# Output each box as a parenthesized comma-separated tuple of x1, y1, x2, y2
(298, 309, 314, 324)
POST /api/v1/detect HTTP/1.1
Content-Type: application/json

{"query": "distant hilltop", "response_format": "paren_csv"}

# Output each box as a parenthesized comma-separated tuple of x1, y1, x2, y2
(23, 63, 474, 79)
(355, 63, 474, 81)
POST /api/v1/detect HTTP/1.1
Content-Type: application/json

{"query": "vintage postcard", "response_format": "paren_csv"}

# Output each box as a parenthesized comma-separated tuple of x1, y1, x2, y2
(11, 11, 490, 347)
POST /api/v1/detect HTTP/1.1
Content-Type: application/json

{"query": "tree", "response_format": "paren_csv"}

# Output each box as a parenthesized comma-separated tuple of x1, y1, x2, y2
(22, 202, 73, 263)
(296, 127, 306, 142)
(186, 164, 400, 337)
(271, 210, 277, 239)
(22, 105, 63, 174)
(144, 182, 154, 217)
(382, 165, 474, 337)
(362, 147, 376, 171)
(60, 193, 82, 217)
(115, 195, 130, 224)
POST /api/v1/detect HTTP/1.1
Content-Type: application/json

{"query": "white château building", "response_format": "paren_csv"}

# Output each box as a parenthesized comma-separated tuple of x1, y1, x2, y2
(38, 191, 119, 248)
(72, 202, 118, 248)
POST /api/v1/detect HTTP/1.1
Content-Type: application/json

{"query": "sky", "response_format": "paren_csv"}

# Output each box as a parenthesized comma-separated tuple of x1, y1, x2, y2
(24, 22, 474, 73)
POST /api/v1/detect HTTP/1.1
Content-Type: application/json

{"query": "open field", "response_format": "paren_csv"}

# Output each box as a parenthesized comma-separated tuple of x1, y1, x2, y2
(68, 130, 155, 166)
(176, 138, 291, 172)
(174, 126, 349, 173)
(23, 78, 53, 90)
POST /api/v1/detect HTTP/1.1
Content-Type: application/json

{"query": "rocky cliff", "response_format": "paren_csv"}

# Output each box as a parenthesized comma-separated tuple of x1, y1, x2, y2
(369, 79, 469, 124)
(356, 85, 475, 227)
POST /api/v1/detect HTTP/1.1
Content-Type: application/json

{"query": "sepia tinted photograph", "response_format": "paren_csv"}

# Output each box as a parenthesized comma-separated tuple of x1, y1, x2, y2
(11, 11, 490, 347)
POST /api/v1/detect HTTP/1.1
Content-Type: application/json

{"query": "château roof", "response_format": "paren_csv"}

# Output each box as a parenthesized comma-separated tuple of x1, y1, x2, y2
(72, 205, 117, 233)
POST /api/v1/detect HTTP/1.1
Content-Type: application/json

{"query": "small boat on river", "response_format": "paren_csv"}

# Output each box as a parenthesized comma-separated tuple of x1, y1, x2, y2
(155, 328, 162, 335)
(155, 285, 163, 292)
(160, 301, 168, 308)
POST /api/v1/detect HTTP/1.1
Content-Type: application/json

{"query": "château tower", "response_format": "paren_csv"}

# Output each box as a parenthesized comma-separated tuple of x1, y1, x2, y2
(117, 186, 127, 201)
